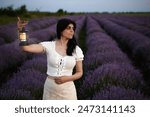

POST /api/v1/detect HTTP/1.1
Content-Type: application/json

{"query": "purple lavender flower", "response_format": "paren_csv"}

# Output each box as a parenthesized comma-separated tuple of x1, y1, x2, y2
(79, 63, 144, 99)
(0, 37, 5, 45)
(1, 69, 47, 99)
(20, 56, 47, 73)
(95, 17, 150, 78)
(92, 86, 147, 100)
(109, 18, 150, 38)
(0, 89, 34, 100)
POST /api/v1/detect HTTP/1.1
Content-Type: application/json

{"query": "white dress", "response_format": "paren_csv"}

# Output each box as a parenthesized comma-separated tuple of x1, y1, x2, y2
(40, 41, 84, 100)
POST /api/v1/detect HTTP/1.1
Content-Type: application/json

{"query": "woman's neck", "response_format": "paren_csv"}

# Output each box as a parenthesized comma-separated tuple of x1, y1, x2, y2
(58, 37, 68, 47)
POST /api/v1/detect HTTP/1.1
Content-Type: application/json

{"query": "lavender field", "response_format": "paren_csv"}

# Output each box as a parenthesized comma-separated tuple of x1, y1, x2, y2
(0, 14, 150, 100)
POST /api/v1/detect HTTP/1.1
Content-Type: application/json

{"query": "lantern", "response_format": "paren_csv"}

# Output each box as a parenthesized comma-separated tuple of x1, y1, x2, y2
(19, 27, 28, 46)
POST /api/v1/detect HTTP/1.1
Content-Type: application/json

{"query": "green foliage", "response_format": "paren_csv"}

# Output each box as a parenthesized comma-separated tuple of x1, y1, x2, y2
(16, 5, 28, 15)
(56, 9, 67, 16)
(0, 16, 18, 25)
(0, 5, 28, 17)
(0, 5, 75, 25)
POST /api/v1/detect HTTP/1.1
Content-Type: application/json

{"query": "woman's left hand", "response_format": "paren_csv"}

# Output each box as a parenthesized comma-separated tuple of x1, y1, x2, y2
(54, 76, 69, 84)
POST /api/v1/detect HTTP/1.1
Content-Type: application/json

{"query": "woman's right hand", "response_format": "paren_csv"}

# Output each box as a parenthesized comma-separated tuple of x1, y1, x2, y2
(17, 17, 28, 30)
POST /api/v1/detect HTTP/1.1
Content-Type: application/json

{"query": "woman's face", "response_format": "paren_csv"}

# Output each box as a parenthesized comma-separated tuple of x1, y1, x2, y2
(61, 24, 75, 39)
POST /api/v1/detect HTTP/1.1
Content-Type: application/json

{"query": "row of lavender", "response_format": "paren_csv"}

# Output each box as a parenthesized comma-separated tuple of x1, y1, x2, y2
(93, 15, 150, 89)
(0, 16, 86, 99)
(108, 16, 150, 38)
(0, 17, 58, 45)
(111, 15, 150, 28)
(78, 16, 147, 99)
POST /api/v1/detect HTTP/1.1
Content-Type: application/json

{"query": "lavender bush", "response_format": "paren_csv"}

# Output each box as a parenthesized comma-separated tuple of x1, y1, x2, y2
(109, 18, 150, 38)
(0, 69, 47, 99)
(92, 86, 147, 100)
(0, 37, 5, 45)
(20, 55, 47, 73)
(0, 24, 18, 43)
(79, 63, 144, 99)
(0, 89, 34, 100)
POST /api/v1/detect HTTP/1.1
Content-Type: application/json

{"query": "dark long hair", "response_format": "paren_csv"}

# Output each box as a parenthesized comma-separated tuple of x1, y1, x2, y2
(56, 18, 77, 56)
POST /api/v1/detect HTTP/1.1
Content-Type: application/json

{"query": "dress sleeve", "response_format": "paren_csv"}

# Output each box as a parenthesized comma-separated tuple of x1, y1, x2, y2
(74, 46, 84, 61)
(39, 41, 53, 54)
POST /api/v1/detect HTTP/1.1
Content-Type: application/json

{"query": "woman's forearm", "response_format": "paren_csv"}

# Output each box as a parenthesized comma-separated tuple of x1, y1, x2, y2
(68, 71, 83, 81)
(54, 71, 83, 84)
(20, 44, 44, 53)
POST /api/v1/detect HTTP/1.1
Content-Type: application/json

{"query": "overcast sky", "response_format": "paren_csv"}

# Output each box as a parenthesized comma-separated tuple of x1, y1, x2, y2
(0, 0, 150, 12)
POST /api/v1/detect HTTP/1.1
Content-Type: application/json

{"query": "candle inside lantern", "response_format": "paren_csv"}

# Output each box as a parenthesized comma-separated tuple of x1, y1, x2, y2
(19, 33, 26, 40)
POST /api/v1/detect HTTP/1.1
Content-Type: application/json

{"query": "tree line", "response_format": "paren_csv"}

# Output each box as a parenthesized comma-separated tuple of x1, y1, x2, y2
(0, 5, 28, 16)
(0, 5, 73, 17)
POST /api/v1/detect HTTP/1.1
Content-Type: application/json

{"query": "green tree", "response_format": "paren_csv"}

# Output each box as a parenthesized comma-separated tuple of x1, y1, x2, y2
(16, 5, 28, 15)
(56, 9, 67, 15)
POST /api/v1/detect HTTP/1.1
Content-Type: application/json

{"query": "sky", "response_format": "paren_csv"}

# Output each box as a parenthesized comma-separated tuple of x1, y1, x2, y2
(0, 0, 150, 12)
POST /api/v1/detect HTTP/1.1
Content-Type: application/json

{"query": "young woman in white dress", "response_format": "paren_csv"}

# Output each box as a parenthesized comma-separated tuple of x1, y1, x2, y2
(17, 17, 84, 100)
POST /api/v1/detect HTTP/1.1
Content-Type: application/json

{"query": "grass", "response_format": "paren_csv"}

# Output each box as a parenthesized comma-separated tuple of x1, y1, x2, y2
(0, 15, 19, 25)
(0, 11, 76, 25)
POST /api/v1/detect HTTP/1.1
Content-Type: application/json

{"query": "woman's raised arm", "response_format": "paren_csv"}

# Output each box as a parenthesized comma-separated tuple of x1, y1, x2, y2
(21, 44, 45, 53)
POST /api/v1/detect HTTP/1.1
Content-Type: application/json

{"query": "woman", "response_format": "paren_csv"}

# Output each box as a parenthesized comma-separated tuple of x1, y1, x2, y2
(17, 17, 84, 100)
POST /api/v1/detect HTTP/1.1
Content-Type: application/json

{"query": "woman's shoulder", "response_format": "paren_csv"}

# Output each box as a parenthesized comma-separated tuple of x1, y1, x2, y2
(39, 41, 56, 53)
(40, 40, 55, 46)
(75, 45, 83, 52)
(73, 45, 84, 61)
